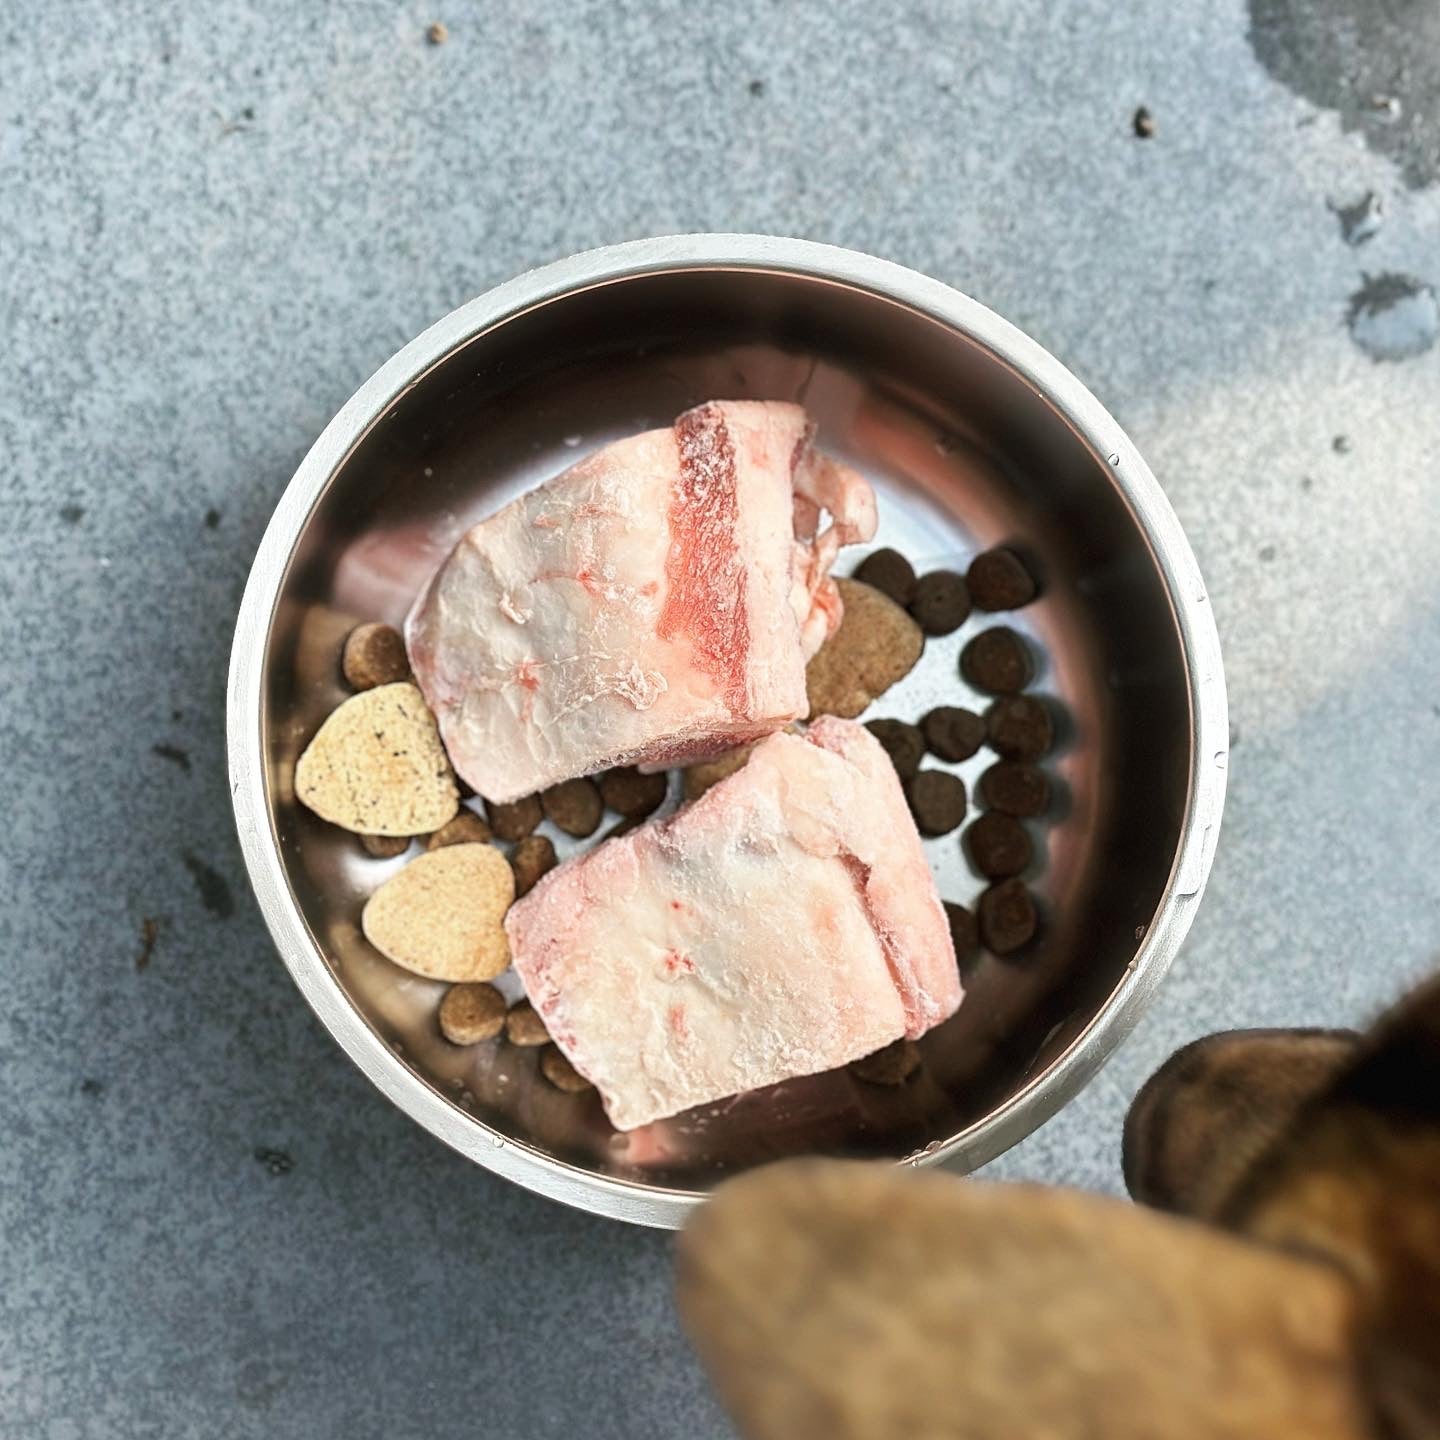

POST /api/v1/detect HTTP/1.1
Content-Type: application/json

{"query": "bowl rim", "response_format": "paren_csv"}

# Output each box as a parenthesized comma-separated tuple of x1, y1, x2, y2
(227, 233, 1228, 1228)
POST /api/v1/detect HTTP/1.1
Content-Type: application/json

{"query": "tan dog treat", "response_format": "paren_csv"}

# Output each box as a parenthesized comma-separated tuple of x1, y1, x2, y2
(342, 622, 411, 690)
(510, 835, 557, 897)
(361, 842, 513, 981)
(806, 578, 923, 719)
(540, 1045, 594, 1093)
(438, 982, 507, 1045)
(296, 682, 459, 836)
(541, 777, 603, 838)
(360, 833, 411, 859)
(425, 808, 493, 850)
(484, 793, 543, 842)
(683, 744, 760, 802)
(505, 1000, 550, 1047)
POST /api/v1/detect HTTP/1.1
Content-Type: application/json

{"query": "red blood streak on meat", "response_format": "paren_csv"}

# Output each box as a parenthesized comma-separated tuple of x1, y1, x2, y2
(532, 513, 559, 528)
(668, 1002, 691, 1040)
(668, 899, 684, 913)
(639, 581, 658, 597)
(839, 852, 926, 1036)
(662, 948, 694, 976)
(514, 659, 541, 723)
(658, 404, 751, 716)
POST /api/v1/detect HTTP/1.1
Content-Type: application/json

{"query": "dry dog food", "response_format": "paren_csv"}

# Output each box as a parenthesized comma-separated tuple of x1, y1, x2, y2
(978, 878, 1038, 954)
(979, 761, 1050, 818)
(910, 569, 971, 636)
(921, 705, 985, 763)
(849, 1037, 922, 1085)
(425, 808, 494, 850)
(505, 1000, 551, 1047)
(906, 769, 967, 837)
(683, 744, 758, 801)
(510, 834, 558, 897)
(853, 548, 917, 607)
(865, 719, 926, 780)
(807, 578, 924, 719)
(361, 842, 514, 981)
(986, 696, 1054, 760)
(438, 982, 507, 1045)
(944, 900, 978, 961)
(484, 793, 543, 842)
(960, 628, 1032, 695)
(342, 622, 411, 690)
(360, 833, 411, 859)
(541, 777, 603, 838)
(295, 682, 459, 836)
(967, 548, 1037, 611)
(540, 1045, 594, 1093)
(599, 765, 668, 819)
(966, 812, 1033, 879)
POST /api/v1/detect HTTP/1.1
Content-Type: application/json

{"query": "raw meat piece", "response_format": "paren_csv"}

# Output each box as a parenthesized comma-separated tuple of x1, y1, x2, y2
(405, 402, 876, 802)
(505, 716, 961, 1131)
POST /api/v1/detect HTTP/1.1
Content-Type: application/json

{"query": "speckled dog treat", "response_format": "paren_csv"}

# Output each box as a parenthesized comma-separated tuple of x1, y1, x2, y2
(960, 628, 1032, 695)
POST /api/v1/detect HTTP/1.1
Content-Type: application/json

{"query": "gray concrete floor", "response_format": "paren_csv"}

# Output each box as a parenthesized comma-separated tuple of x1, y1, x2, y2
(3, 2, 1438, 1436)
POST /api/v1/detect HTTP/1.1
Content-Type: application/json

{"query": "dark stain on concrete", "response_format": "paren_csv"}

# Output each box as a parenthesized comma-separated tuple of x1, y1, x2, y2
(204, 508, 221, 529)
(1248, 0, 1440, 188)
(79, 1078, 104, 1097)
(59, 503, 85, 524)
(136, 916, 160, 970)
(151, 742, 192, 772)
(1346, 272, 1439, 361)
(1330, 190, 1383, 245)
(254, 1147, 294, 1175)
(181, 852, 235, 919)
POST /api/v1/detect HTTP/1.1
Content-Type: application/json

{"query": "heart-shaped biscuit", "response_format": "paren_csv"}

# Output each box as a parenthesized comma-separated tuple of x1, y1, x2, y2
(361, 842, 514, 981)
(805, 578, 924, 720)
(295, 681, 458, 836)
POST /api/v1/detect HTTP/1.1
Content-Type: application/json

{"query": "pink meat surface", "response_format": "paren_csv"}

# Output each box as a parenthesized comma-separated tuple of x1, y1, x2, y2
(405, 401, 876, 801)
(505, 716, 961, 1132)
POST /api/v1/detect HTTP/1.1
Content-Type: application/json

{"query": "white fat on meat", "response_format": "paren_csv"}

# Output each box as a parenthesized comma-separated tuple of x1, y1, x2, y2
(405, 401, 875, 802)
(505, 716, 961, 1132)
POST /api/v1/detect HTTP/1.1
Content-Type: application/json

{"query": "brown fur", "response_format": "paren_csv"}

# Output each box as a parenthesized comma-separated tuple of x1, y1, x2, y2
(1123, 1028, 1358, 1217)
(678, 1160, 1366, 1440)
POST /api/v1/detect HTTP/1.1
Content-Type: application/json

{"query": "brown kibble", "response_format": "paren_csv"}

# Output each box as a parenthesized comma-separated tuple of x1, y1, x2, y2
(425, 808, 493, 850)
(966, 812, 1033, 879)
(541, 777, 603, 838)
(921, 705, 985, 762)
(342, 622, 411, 690)
(438, 982, 507, 1045)
(865, 719, 925, 780)
(967, 548, 1037, 611)
(849, 1038, 921, 1085)
(510, 834, 557, 896)
(361, 832, 411, 858)
(978, 878, 1038, 954)
(986, 696, 1055, 760)
(960, 627, 1032, 695)
(426, 20, 448, 44)
(361, 842, 513, 981)
(905, 770, 967, 837)
(505, 1000, 550, 1047)
(485, 793, 543, 842)
(979, 761, 1050, 818)
(677, 1160, 1362, 1440)
(599, 765, 668, 819)
(600, 815, 641, 841)
(944, 901, 978, 965)
(295, 682, 458, 836)
(540, 1045, 594, 1093)
(852, 548, 917, 608)
(909, 569, 971, 636)
(1122, 1029, 1358, 1219)
(806, 578, 924, 719)
(684, 744, 760, 801)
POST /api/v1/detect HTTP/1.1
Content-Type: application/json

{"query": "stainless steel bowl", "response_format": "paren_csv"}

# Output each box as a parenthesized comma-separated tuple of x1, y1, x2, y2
(228, 235, 1226, 1228)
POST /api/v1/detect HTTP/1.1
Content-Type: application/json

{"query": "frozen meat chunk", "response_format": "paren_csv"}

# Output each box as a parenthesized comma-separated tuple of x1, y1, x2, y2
(505, 716, 960, 1131)
(406, 401, 876, 802)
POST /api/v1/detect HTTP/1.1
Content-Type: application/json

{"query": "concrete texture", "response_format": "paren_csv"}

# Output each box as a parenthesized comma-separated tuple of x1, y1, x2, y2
(2, 1, 1438, 1435)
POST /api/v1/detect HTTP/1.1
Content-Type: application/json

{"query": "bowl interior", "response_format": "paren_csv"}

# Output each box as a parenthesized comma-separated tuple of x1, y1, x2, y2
(260, 266, 1191, 1192)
